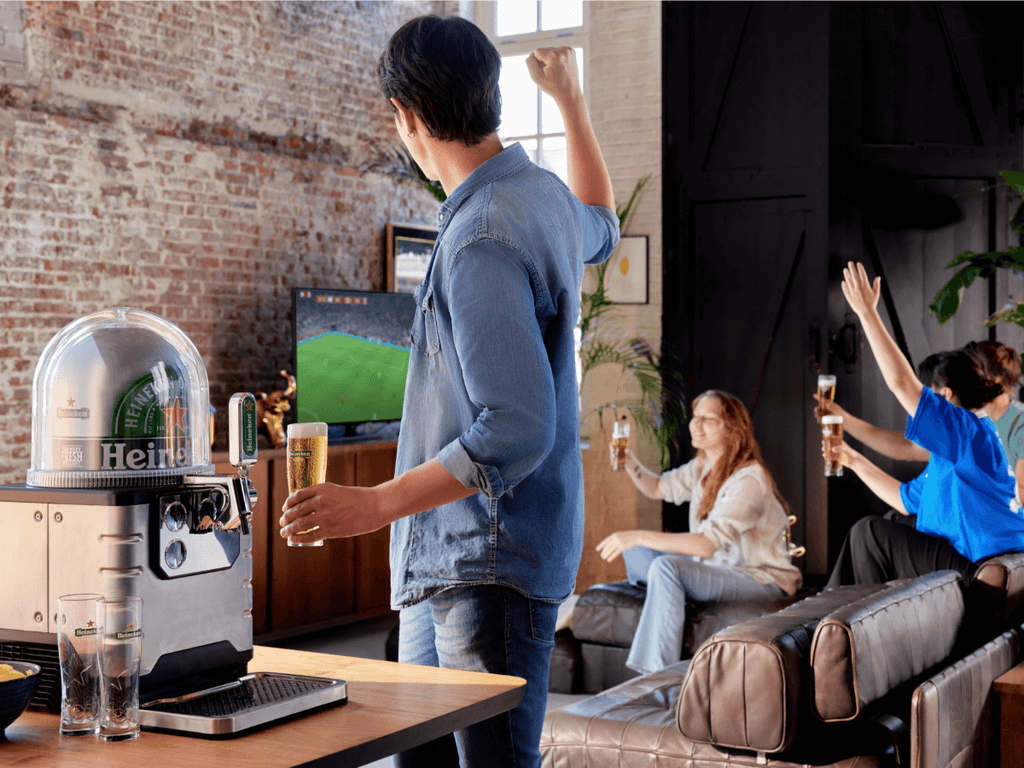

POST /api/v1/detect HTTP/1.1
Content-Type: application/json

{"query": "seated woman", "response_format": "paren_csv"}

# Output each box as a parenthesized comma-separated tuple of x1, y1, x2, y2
(826, 263, 1024, 589)
(595, 390, 802, 675)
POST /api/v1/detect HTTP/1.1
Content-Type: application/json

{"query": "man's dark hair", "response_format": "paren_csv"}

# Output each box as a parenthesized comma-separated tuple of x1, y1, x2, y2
(377, 15, 501, 146)
(917, 348, 1003, 410)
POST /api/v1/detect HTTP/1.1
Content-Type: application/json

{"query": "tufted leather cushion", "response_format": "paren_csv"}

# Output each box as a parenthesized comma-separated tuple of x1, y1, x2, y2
(570, 581, 646, 647)
(541, 659, 888, 767)
(676, 583, 889, 754)
(810, 571, 965, 723)
(910, 628, 1021, 768)
(972, 551, 1024, 625)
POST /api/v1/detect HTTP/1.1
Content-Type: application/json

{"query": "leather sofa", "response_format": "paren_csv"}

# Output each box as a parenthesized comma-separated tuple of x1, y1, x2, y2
(541, 557, 1024, 767)
(557, 579, 813, 693)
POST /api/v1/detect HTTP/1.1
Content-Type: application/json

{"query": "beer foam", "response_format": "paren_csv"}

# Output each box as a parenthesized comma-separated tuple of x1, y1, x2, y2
(287, 422, 328, 439)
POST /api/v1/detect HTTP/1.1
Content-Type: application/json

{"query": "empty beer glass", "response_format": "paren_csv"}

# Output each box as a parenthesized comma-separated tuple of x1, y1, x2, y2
(98, 596, 143, 742)
(822, 415, 844, 477)
(286, 421, 328, 547)
(57, 593, 102, 736)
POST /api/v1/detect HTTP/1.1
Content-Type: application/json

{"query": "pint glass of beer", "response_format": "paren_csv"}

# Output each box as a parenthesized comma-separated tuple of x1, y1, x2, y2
(816, 374, 837, 423)
(821, 415, 844, 477)
(286, 422, 328, 547)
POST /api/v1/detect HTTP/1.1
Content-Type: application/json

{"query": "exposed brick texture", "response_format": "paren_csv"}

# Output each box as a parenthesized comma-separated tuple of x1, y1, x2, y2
(0, 0, 443, 482)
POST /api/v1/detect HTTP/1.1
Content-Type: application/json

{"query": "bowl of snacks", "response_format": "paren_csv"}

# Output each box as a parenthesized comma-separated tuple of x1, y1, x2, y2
(0, 661, 42, 733)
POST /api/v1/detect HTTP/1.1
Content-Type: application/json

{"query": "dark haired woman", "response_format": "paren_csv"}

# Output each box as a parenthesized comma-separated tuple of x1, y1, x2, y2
(596, 390, 802, 674)
(816, 339, 1024, 502)
(825, 263, 1024, 589)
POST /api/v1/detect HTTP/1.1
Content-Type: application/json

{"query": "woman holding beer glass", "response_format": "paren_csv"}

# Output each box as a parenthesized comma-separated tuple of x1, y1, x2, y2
(816, 339, 1024, 502)
(825, 262, 1024, 589)
(595, 390, 802, 674)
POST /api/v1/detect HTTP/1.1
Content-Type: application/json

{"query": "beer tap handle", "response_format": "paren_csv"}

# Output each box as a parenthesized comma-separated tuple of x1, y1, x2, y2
(228, 393, 258, 534)
(228, 393, 258, 469)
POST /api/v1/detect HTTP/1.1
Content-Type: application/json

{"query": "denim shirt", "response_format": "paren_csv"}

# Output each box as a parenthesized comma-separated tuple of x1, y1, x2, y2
(391, 143, 619, 608)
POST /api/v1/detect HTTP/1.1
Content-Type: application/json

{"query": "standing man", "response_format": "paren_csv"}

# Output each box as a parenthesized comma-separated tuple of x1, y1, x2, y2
(280, 14, 618, 767)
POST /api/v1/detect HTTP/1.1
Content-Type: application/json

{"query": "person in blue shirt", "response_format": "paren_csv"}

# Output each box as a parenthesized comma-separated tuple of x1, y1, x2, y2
(279, 15, 619, 768)
(826, 263, 1024, 588)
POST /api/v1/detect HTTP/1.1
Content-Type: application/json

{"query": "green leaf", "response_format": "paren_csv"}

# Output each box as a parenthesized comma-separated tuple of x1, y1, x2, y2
(1011, 197, 1024, 233)
(929, 265, 982, 324)
(998, 170, 1024, 195)
(985, 303, 1024, 329)
(946, 250, 979, 268)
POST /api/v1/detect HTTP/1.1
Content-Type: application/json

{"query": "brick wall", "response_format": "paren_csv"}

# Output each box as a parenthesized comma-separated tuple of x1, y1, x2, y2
(578, 0, 663, 589)
(0, 0, 442, 483)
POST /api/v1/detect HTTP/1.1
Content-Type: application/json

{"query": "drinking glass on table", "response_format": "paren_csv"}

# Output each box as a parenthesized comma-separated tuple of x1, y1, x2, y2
(98, 596, 143, 742)
(286, 422, 328, 547)
(57, 593, 102, 736)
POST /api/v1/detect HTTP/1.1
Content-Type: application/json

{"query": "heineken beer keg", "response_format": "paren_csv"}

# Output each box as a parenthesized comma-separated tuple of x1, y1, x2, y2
(27, 307, 214, 488)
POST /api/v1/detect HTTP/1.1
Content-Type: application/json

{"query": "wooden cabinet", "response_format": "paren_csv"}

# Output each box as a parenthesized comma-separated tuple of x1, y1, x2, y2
(213, 441, 396, 639)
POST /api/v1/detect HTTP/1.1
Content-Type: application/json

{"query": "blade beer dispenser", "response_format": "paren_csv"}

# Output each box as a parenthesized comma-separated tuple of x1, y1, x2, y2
(0, 308, 346, 735)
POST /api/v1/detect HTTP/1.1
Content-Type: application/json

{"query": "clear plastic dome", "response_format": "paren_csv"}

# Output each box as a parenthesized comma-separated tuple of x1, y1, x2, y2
(27, 308, 214, 488)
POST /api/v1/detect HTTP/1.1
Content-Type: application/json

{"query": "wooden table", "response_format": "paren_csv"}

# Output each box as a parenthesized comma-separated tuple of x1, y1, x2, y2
(1, 646, 526, 767)
(994, 659, 1024, 768)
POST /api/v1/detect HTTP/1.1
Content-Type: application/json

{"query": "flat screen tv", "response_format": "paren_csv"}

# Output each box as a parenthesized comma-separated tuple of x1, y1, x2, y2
(292, 287, 416, 430)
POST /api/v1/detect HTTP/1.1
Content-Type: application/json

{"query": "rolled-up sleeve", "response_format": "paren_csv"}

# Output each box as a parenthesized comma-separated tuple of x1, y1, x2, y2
(437, 239, 556, 498)
(657, 460, 700, 505)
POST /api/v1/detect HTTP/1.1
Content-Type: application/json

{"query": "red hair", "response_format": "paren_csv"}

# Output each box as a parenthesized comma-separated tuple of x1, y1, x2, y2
(692, 390, 789, 521)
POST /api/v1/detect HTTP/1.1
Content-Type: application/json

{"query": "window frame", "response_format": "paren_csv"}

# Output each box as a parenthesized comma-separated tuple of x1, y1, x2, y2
(460, 0, 591, 177)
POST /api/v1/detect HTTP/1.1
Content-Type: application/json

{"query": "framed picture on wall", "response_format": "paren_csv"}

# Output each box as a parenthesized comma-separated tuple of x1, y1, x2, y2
(604, 235, 649, 304)
(385, 223, 438, 294)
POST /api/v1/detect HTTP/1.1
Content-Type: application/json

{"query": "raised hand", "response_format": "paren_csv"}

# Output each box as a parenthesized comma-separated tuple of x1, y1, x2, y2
(526, 47, 582, 107)
(840, 261, 881, 320)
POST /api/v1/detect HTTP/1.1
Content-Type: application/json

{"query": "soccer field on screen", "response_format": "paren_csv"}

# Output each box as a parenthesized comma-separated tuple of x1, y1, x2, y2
(296, 332, 409, 424)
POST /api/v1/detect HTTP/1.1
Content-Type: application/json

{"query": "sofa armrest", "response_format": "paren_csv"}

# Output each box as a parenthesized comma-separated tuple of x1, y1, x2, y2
(911, 628, 1021, 768)
(676, 583, 887, 754)
(810, 570, 964, 723)
(972, 551, 1024, 625)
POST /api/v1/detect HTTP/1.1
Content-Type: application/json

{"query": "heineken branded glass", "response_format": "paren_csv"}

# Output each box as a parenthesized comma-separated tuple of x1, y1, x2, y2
(57, 593, 103, 736)
(822, 415, 844, 477)
(98, 596, 143, 742)
(286, 422, 328, 547)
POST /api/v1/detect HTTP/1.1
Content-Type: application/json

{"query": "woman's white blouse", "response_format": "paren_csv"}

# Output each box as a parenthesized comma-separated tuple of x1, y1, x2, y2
(657, 459, 802, 595)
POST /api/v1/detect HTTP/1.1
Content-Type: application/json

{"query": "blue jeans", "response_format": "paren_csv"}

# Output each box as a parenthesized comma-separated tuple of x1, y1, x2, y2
(393, 584, 559, 768)
(622, 546, 785, 674)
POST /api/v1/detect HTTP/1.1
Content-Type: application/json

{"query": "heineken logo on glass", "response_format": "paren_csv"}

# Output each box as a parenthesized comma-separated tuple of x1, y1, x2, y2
(74, 627, 98, 637)
(115, 629, 142, 640)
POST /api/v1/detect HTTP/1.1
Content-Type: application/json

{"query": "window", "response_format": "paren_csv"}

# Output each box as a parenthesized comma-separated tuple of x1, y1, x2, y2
(466, 0, 587, 183)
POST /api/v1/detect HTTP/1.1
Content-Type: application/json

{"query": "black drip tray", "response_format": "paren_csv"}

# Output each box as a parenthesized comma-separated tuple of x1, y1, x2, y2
(140, 672, 347, 737)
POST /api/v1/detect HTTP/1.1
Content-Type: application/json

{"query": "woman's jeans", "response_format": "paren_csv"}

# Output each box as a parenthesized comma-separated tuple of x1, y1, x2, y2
(622, 546, 785, 674)
(393, 583, 559, 768)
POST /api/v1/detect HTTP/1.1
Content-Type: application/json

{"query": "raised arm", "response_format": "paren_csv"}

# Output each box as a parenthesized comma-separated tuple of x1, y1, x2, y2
(842, 262, 923, 416)
(836, 441, 909, 514)
(526, 47, 615, 210)
(614, 448, 664, 499)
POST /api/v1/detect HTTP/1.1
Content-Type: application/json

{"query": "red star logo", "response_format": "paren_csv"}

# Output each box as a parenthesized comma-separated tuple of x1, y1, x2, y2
(161, 397, 188, 436)
(86, 620, 94, 627)
(127, 623, 135, 630)
(67, 397, 76, 407)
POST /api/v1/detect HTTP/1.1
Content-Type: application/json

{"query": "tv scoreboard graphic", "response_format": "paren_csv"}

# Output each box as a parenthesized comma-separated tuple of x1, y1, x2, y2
(297, 290, 368, 306)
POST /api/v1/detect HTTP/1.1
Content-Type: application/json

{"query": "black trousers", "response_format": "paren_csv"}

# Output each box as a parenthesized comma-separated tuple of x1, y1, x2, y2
(825, 515, 975, 590)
